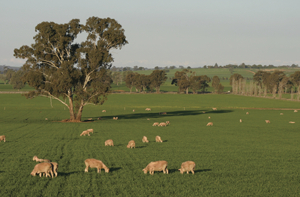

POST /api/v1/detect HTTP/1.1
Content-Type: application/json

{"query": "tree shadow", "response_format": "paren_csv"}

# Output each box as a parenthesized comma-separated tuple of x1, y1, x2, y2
(163, 140, 168, 142)
(109, 167, 122, 172)
(59, 171, 81, 176)
(90, 110, 233, 120)
(0, 171, 4, 173)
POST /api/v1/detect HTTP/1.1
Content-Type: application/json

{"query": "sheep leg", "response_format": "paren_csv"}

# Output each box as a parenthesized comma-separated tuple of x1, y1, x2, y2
(84, 166, 89, 172)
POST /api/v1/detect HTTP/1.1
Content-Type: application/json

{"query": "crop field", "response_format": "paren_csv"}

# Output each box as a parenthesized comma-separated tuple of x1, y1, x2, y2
(0, 94, 300, 196)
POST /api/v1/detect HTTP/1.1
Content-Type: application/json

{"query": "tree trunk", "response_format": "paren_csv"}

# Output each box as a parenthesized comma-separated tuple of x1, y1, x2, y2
(75, 101, 84, 121)
(68, 97, 76, 120)
(186, 88, 189, 94)
(156, 86, 160, 93)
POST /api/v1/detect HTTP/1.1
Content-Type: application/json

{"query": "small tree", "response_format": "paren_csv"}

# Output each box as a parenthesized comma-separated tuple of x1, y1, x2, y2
(217, 83, 224, 94)
(212, 76, 220, 93)
(149, 70, 167, 93)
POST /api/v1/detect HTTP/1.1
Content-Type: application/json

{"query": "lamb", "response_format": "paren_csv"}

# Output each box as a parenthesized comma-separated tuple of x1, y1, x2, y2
(206, 122, 213, 126)
(155, 136, 163, 143)
(84, 158, 109, 173)
(240, 119, 242, 123)
(178, 161, 196, 174)
(80, 130, 90, 136)
(105, 139, 114, 146)
(142, 136, 149, 143)
(265, 120, 270, 123)
(142, 160, 168, 175)
(145, 108, 151, 111)
(31, 162, 53, 178)
(0, 135, 6, 142)
(158, 122, 167, 127)
(127, 140, 135, 148)
(166, 121, 170, 125)
(102, 110, 106, 112)
(33, 156, 50, 163)
(152, 122, 159, 126)
(212, 108, 217, 111)
(87, 129, 93, 134)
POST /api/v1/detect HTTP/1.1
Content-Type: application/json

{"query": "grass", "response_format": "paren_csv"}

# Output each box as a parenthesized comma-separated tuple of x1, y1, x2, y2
(0, 92, 300, 196)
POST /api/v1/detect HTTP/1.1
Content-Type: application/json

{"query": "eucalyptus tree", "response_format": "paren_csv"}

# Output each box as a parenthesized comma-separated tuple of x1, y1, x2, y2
(14, 17, 128, 121)
(149, 70, 167, 93)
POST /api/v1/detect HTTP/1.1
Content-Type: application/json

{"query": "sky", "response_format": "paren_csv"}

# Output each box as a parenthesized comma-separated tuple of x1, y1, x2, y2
(1, 0, 300, 68)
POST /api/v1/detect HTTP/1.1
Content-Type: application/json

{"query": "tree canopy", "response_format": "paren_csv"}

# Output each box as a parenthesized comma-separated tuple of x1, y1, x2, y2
(14, 17, 128, 121)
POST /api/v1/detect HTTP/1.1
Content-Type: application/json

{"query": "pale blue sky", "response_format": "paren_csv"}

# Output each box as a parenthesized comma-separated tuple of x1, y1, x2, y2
(1, 0, 300, 68)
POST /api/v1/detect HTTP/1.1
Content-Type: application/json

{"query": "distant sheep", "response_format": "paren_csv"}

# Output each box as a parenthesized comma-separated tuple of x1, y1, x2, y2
(31, 162, 53, 178)
(152, 122, 159, 126)
(0, 135, 6, 142)
(142, 160, 168, 175)
(87, 129, 93, 134)
(84, 158, 109, 173)
(208, 117, 211, 119)
(212, 108, 217, 111)
(155, 136, 163, 143)
(178, 161, 195, 174)
(280, 113, 283, 115)
(133, 109, 135, 112)
(105, 139, 114, 146)
(294, 110, 298, 112)
(206, 122, 213, 126)
(102, 110, 106, 112)
(166, 121, 170, 125)
(145, 108, 151, 111)
(158, 122, 167, 127)
(80, 130, 90, 136)
(142, 136, 149, 143)
(127, 140, 135, 149)
(113, 117, 118, 120)
(265, 120, 270, 123)
(159, 112, 167, 115)
(246, 112, 249, 115)
(289, 121, 295, 124)
(33, 156, 50, 163)
(240, 119, 242, 123)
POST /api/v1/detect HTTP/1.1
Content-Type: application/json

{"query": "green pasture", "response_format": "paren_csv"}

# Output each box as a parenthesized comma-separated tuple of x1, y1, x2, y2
(0, 94, 300, 196)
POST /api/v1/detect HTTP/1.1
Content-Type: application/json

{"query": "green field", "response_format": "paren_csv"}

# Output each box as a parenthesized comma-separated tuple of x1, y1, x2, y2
(0, 93, 300, 196)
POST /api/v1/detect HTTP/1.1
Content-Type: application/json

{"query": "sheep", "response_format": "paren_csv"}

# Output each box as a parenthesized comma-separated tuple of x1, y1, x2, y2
(265, 120, 270, 123)
(127, 140, 135, 149)
(133, 109, 135, 112)
(0, 135, 6, 142)
(155, 136, 163, 143)
(280, 113, 283, 115)
(33, 156, 50, 163)
(147, 118, 150, 120)
(142, 136, 149, 143)
(80, 130, 90, 136)
(166, 121, 170, 125)
(294, 110, 298, 112)
(105, 139, 114, 146)
(289, 121, 295, 124)
(45, 118, 48, 120)
(113, 117, 118, 120)
(145, 108, 151, 111)
(87, 129, 93, 134)
(206, 122, 213, 126)
(102, 110, 106, 112)
(208, 117, 211, 119)
(142, 160, 168, 175)
(152, 122, 159, 126)
(246, 112, 249, 115)
(159, 112, 167, 115)
(50, 162, 58, 177)
(178, 161, 196, 174)
(88, 118, 92, 120)
(31, 162, 53, 178)
(158, 122, 167, 127)
(240, 119, 242, 123)
(212, 108, 217, 110)
(84, 158, 109, 173)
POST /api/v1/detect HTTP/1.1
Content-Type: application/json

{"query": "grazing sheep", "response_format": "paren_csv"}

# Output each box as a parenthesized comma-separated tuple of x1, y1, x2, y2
(280, 113, 283, 115)
(113, 117, 118, 120)
(133, 109, 135, 112)
(102, 110, 106, 112)
(246, 112, 249, 115)
(45, 118, 48, 120)
(142, 160, 168, 175)
(152, 122, 159, 126)
(0, 135, 6, 142)
(159, 112, 167, 115)
(155, 136, 163, 143)
(80, 130, 90, 136)
(212, 108, 217, 111)
(33, 156, 50, 163)
(202, 111, 205, 114)
(208, 117, 211, 119)
(178, 161, 196, 174)
(289, 121, 295, 124)
(147, 118, 150, 120)
(88, 118, 92, 120)
(87, 129, 93, 134)
(40, 162, 58, 177)
(166, 121, 170, 125)
(105, 139, 114, 146)
(145, 108, 151, 111)
(142, 136, 149, 143)
(127, 140, 135, 149)
(31, 162, 53, 178)
(294, 110, 298, 112)
(206, 122, 213, 126)
(158, 122, 167, 127)
(240, 119, 242, 123)
(84, 158, 109, 173)
(265, 120, 270, 123)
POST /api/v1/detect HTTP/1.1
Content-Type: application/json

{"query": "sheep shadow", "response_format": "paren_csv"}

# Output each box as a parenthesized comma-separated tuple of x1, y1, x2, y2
(90, 110, 233, 120)
(109, 167, 122, 172)
(135, 146, 146, 149)
(194, 169, 212, 173)
(59, 171, 81, 176)
(168, 169, 211, 174)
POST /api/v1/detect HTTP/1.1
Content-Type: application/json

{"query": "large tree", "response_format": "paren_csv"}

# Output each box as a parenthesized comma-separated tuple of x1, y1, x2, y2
(14, 17, 128, 121)
(149, 70, 167, 93)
